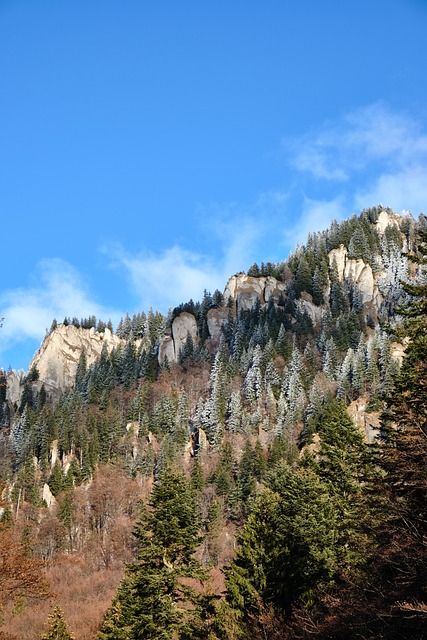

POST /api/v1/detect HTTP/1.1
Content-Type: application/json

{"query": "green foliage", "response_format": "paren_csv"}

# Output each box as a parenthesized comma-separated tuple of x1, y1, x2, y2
(381, 226, 427, 532)
(225, 464, 341, 622)
(48, 460, 64, 496)
(98, 469, 209, 640)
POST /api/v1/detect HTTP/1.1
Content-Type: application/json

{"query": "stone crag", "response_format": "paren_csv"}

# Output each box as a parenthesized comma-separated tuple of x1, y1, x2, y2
(7, 325, 123, 403)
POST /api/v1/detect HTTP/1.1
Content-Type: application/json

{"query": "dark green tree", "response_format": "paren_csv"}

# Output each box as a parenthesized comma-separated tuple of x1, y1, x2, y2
(224, 463, 341, 632)
(381, 227, 427, 525)
(98, 470, 208, 639)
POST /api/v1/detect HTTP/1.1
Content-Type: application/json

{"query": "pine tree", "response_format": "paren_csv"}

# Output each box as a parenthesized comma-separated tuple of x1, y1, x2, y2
(41, 605, 74, 640)
(380, 226, 427, 536)
(347, 226, 370, 260)
(224, 464, 341, 627)
(98, 470, 208, 640)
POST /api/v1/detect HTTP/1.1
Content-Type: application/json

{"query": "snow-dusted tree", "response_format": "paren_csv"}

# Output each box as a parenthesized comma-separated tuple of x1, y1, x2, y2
(175, 390, 189, 432)
(337, 348, 354, 401)
(196, 352, 228, 446)
(227, 391, 243, 433)
(244, 345, 263, 406)
(152, 394, 177, 434)
(275, 389, 289, 436)
(264, 359, 281, 388)
(210, 351, 227, 424)
(351, 348, 365, 397)
(286, 369, 307, 426)
(378, 241, 409, 315)
(366, 335, 380, 395)
(232, 319, 246, 360)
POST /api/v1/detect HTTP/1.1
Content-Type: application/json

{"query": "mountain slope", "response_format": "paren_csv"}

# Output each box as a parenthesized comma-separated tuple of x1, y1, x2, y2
(0, 206, 426, 640)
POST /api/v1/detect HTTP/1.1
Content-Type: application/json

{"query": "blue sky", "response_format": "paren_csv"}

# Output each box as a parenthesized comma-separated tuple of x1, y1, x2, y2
(1, 0, 427, 370)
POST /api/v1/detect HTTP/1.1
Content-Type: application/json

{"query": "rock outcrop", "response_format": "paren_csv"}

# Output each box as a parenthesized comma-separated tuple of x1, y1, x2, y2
(42, 483, 56, 510)
(297, 293, 324, 325)
(158, 312, 198, 364)
(224, 274, 287, 312)
(5, 370, 25, 406)
(328, 245, 381, 307)
(375, 209, 401, 234)
(28, 325, 122, 395)
(207, 307, 231, 342)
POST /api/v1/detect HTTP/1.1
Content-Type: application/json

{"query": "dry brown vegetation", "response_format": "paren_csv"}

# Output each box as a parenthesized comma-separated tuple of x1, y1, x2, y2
(0, 465, 144, 640)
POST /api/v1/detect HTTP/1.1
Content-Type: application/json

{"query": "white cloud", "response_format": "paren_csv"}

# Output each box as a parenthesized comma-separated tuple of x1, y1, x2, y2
(0, 259, 120, 358)
(106, 190, 291, 313)
(202, 189, 290, 271)
(110, 245, 224, 312)
(354, 166, 427, 215)
(286, 103, 427, 217)
(287, 103, 427, 188)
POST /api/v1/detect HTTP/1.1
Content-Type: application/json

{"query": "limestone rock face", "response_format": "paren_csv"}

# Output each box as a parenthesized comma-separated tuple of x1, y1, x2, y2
(5, 371, 25, 406)
(42, 483, 56, 510)
(345, 258, 375, 304)
(347, 398, 381, 444)
(224, 275, 265, 311)
(391, 340, 408, 366)
(158, 333, 175, 365)
(264, 276, 288, 303)
(158, 312, 198, 364)
(297, 296, 324, 325)
(375, 209, 401, 234)
(328, 245, 379, 305)
(28, 325, 122, 394)
(207, 307, 231, 341)
(329, 245, 348, 281)
(172, 312, 198, 355)
(224, 274, 287, 312)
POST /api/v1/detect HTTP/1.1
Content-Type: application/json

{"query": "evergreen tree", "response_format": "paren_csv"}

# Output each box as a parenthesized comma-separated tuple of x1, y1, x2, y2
(379, 226, 427, 564)
(98, 470, 208, 640)
(347, 226, 370, 260)
(224, 464, 341, 628)
(41, 605, 75, 640)
(294, 254, 312, 297)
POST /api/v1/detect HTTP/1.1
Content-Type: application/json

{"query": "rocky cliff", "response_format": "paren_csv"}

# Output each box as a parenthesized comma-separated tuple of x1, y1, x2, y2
(158, 312, 199, 364)
(9, 210, 409, 379)
(7, 325, 123, 403)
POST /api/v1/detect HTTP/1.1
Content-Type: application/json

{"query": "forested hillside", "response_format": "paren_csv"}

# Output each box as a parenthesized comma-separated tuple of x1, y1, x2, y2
(0, 206, 426, 639)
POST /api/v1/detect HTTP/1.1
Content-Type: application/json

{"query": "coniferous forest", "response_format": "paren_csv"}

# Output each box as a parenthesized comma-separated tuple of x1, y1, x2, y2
(0, 206, 426, 639)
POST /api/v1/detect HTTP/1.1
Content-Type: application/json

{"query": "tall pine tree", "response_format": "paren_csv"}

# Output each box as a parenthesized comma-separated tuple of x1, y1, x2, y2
(98, 469, 208, 640)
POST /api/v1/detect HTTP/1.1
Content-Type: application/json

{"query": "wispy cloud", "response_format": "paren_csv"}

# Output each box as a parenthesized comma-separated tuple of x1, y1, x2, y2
(200, 189, 290, 272)
(0, 259, 120, 361)
(287, 104, 427, 183)
(106, 189, 291, 312)
(108, 244, 223, 312)
(285, 103, 427, 217)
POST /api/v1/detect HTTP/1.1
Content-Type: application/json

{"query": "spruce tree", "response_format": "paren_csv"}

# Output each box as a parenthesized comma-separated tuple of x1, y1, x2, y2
(98, 469, 208, 640)
(371, 226, 427, 635)
(381, 227, 427, 523)
(224, 464, 341, 628)
(40, 605, 74, 640)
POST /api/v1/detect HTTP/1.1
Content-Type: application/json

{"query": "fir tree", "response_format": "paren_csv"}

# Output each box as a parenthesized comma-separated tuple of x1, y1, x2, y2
(224, 464, 341, 626)
(98, 470, 208, 640)
(380, 226, 427, 536)
(41, 605, 74, 640)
